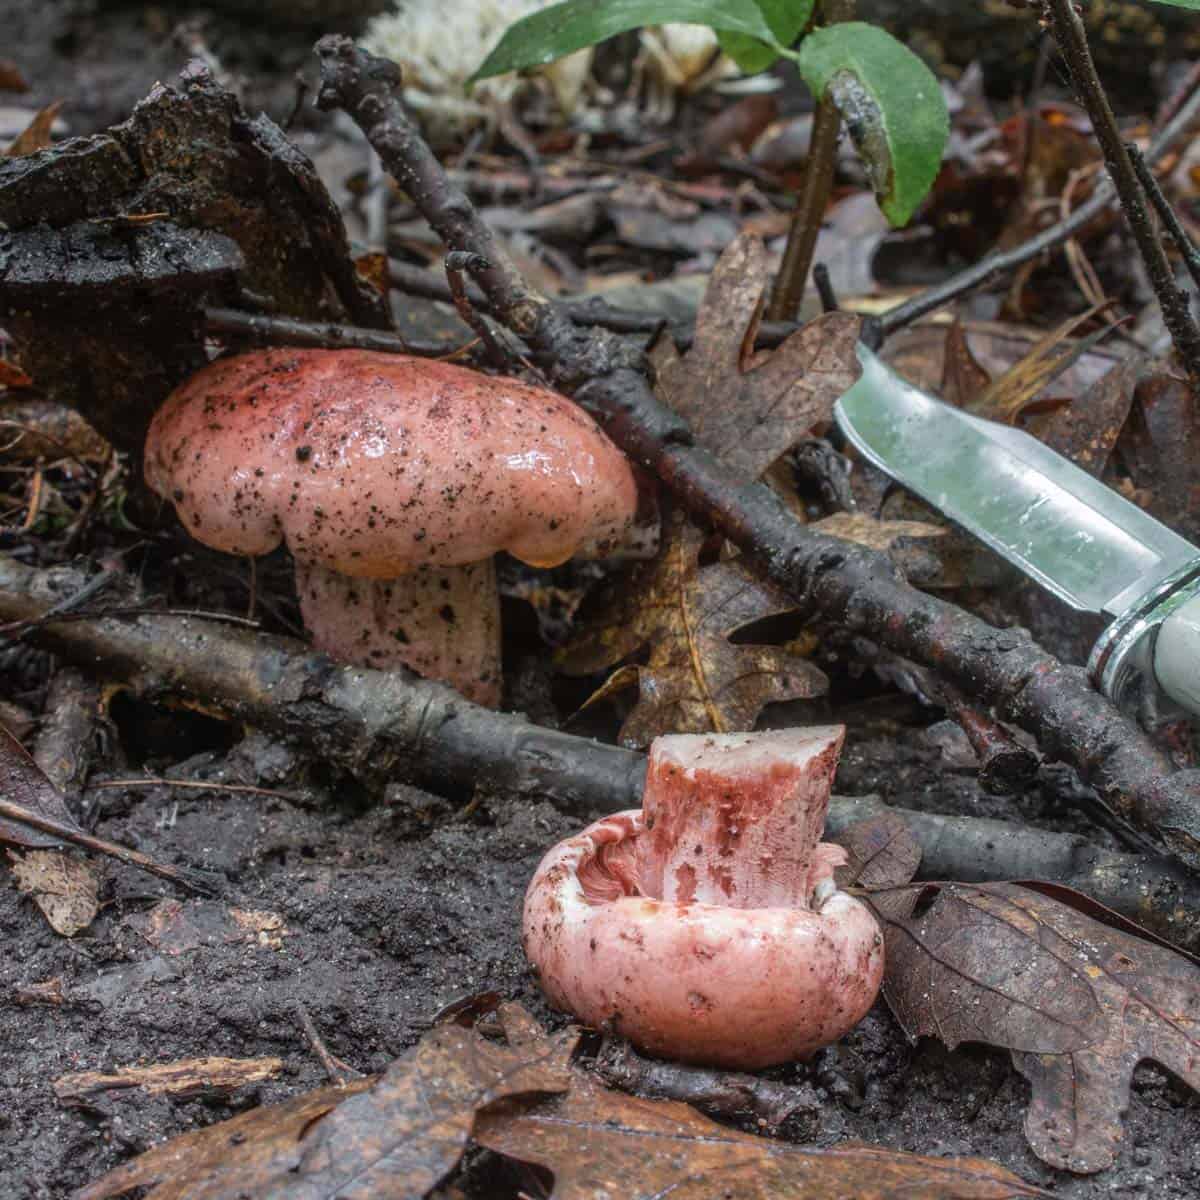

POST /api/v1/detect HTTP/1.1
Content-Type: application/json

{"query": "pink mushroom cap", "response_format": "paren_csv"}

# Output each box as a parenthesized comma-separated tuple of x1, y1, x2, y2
(523, 728, 884, 1068)
(143, 348, 639, 577)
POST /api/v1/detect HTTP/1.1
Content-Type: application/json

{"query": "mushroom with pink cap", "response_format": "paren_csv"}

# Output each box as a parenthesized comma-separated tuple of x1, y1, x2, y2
(522, 727, 884, 1068)
(144, 347, 642, 705)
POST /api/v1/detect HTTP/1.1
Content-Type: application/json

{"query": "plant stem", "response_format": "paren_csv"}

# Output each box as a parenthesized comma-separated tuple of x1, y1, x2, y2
(766, 0, 856, 323)
(1128, 143, 1200, 298)
(1043, 0, 1200, 386)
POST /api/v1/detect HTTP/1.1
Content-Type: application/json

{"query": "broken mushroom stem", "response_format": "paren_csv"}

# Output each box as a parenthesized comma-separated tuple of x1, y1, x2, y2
(524, 728, 884, 1069)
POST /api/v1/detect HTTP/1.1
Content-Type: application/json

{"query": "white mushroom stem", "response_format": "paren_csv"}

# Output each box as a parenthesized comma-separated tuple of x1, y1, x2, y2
(294, 559, 502, 706)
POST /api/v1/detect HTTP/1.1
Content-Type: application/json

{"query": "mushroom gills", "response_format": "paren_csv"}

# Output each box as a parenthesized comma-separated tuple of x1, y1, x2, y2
(522, 728, 885, 1068)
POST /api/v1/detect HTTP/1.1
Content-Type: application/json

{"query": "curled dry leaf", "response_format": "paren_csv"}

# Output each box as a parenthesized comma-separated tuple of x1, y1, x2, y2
(654, 233, 862, 477)
(881, 881, 1200, 1173)
(475, 1068, 1049, 1199)
(77, 1001, 577, 1200)
(559, 516, 828, 747)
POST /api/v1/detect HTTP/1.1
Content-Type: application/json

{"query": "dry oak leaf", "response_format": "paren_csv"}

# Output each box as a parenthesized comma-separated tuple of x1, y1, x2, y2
(77, 1002, 577, 1200)
(881, 881, 1200, 1174)
(654, 233, 862, 477)
(475, 1067, 1048, 1199)
(559, 517, 828, 748)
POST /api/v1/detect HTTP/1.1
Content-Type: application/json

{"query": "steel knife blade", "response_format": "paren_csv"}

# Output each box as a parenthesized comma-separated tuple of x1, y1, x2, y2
(834, 344, 1200, 719)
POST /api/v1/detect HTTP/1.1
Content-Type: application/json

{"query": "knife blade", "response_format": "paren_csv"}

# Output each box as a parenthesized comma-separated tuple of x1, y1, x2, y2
(834, 344, 1200, 719)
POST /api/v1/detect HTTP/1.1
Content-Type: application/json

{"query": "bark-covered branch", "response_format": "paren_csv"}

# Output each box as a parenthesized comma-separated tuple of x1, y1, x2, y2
(313, 36, 1200, 872)
(0, 557, 643, 816)
(3, 555, 1197, 951)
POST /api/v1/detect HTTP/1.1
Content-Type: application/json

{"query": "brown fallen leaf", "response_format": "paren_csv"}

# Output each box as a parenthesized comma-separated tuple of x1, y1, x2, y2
(560, 238, 856, 740)
(77, 1001, 576, 1200)
(882, 881, 1200, 1173)
(4, 99, 63, 157)
(75, 1079, 374, 1200)
(810, 511, 947, 553)
(1030, 353, 1140, 477)
(55, 1056, 284, 1104)
(559, 516, 828, 747)
(1116, 368, 1200, 544)
(475, 1067, 1048, 1199)
(0, 725, 80, 849)
(833, 813, 922, 891)
(654, 233, 862, 477)
(8, 847, 100, 936)
(940, 320, 991, 408)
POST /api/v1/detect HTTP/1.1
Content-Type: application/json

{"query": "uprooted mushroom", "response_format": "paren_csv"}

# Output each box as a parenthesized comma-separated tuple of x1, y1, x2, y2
(144, 347, 645, 705)
(523, 727, 884, 1068)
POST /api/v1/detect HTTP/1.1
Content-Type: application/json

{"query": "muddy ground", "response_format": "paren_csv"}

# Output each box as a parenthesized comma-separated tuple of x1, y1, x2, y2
(0, 685, 1195, 1198)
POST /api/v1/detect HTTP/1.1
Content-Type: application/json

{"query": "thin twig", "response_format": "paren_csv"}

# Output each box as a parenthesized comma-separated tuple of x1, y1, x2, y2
(767, 0, 854, 322)
(1042, 0, 1200, 384)
(295, 1002, 363, 1085)
(1128, 143, 1200, 297)
(0, 796, 220, 896)
(203, 307, 452, 359)
(91, 777, 304, 802)
(877, 75, 1200, 337)
(444, 251, 507, 366)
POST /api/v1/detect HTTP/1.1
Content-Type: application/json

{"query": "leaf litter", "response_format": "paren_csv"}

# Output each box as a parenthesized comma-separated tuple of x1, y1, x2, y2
(856, 839, 1200, 1173)
(80, 1000, 1049, 1200)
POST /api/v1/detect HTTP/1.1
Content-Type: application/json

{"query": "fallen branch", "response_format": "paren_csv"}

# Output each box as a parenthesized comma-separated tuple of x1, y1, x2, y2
(0, 556, 644, 815)
(314, 37, 1200, 872)
(3, 556, 1197, 952)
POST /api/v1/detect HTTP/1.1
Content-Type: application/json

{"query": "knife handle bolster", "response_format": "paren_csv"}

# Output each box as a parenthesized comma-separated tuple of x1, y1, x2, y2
(1154, 595, 1200, 717)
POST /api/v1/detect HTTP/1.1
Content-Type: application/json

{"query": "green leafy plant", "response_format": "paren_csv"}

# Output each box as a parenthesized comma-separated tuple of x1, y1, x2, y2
(470, 0, 949, 226)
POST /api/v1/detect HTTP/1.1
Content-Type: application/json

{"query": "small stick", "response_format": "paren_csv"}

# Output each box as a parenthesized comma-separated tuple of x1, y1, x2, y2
(1127, 143, 1200, 297)
(444, 251, 507, 366)
(295, 1002, 362, 1085)
(1042, 0, 1200, 385)
(91, 777, 303, 802)
(0, 797, 220, 896)
(942, 693, 1039, 796)
(203, 308, 451, 359)
(812, 262, 840, 313)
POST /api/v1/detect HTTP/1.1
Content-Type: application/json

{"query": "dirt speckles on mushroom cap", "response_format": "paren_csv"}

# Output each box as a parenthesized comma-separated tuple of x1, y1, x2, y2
(144, 347, 639, 577)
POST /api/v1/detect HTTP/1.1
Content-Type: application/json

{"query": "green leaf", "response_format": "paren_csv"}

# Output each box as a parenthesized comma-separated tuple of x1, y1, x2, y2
(470, 0, 778, 84)
(718, 0, 815, 74)
(1144, 0, 1200, 8)
(797, 23, 948, 226)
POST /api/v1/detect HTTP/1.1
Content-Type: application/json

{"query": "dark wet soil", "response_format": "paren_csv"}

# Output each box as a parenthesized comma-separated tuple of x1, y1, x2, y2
(0, 709, 1197, 1199)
